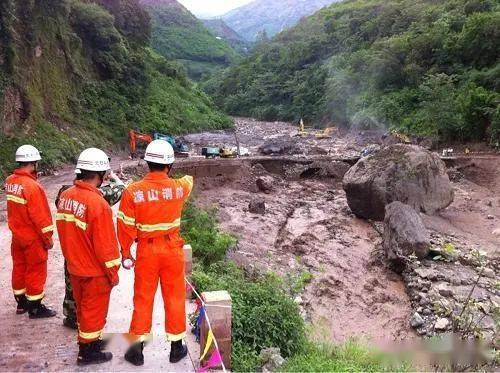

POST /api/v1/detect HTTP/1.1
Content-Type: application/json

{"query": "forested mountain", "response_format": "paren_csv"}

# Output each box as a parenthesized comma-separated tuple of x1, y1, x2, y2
(140, 0, 240, 80)
(222, 0, 340, 41)
(202, 19, 250, 54)
(0, 0, 230, 178)
(208, 0, 500, 143)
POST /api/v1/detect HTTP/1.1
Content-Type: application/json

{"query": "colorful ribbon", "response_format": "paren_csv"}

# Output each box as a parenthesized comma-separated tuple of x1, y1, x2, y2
(198, 349, 223, 373)
(200, 329, 214, 361)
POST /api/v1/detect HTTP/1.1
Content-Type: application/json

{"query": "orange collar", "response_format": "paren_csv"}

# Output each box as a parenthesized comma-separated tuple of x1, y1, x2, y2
(74, 180, 103, 196)
(14, 169, 37, 181)
(144, 171, 169, 181)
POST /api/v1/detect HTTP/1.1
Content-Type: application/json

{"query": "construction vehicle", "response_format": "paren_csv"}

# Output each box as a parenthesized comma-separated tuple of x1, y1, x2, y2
(315, 127, 336, 139)
(201, 146, 250, 159)
(153, 132, 190, 157)
(296, 118, 311, 137)
(129, 130, 153, 159)
(128, 130, 190, 159)
(391, 130, 412, 144)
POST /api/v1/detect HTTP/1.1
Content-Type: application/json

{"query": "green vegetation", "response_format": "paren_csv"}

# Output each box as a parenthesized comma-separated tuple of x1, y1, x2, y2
(0, 0, 231, 179)
(181, 202, 236, 266)
(142, 0, 240, 80)
(281, 341, 411, 372)
(182, 202, 410, 372)
(208, 0, 500, 144)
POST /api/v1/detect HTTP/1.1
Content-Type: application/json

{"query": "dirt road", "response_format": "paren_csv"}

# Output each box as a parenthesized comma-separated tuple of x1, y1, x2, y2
(0, 159, 199, 372)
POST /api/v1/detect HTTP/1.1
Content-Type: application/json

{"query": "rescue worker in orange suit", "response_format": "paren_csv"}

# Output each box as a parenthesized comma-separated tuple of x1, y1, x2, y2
(5, 145, 57, 318)
(117, 140, 193, 366)
(56, 148, 121, 366)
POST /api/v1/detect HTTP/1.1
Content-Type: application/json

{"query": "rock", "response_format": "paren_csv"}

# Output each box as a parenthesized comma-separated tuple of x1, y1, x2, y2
(0, 213, 6, 223)
(410, 312, 424, 328)
(343, 144, 454, 220)
(436, 283, 453, 297)
(487, 215, 495, 220)
(483, 268, 495, 279)
(256, 176, 274, 193)
(422, 308, 432, 316)
(260, 348, 285, 372)
(383, 202, 431, 272)
(259, 138, 300, 155)
(492, 228, 500, 237)
(248, 198, 266, 214)
(434, 318, 450, 331)
(294, 296, 303, 305)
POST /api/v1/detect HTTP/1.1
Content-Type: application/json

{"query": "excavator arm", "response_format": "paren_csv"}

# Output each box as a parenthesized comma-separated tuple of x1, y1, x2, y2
(129, 130, 153, 158)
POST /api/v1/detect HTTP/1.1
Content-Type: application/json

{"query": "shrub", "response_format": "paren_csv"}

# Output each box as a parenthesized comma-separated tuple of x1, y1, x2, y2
(192, 262, 306, 371)
(181, 202, 236, 266)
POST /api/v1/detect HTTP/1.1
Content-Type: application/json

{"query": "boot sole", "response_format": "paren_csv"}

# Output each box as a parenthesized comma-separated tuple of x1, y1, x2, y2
(77, 357, 113, 366)
(29, 313, 57, 319)
(124, 356, 144, 366)
(16, 309, 28, 315)
(169, 350, 188, 363)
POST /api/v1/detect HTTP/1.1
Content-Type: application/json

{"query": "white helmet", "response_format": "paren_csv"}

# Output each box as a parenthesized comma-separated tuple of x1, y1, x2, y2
(144, 140, 175, 165)
(76, 148, 110, 172)
(16, 145, 42, 162)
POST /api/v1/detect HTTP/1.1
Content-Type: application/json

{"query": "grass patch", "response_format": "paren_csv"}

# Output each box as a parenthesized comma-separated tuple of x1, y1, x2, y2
(281, 341, 411, 372)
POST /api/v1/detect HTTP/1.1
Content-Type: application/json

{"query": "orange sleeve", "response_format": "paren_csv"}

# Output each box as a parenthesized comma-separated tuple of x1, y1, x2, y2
(117, 188, 137, 258)
(178, 175, 194, 200)
(25, 183, 54, 245)
(90, 202, 121, 269)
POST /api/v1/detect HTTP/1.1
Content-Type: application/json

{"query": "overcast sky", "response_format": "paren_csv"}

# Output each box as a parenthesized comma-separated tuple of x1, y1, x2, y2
(177, 0, 253, 18)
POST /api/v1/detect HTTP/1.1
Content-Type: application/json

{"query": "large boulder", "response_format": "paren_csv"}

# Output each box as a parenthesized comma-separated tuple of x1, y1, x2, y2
(383, 202, 430, 272)
(343, 144, 454, 220)
(259, 137, 301, 155)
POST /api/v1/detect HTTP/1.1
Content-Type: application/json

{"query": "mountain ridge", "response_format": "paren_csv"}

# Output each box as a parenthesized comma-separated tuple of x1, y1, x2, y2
(221, 0, 340, 41)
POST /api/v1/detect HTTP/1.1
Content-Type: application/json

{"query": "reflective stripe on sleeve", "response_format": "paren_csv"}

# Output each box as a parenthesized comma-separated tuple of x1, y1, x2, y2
(166, 332, 186, 342)
(13, 288, 26, 295)
(41, 225, 54, 233)
(117, 211, 135, 226)
(79, 329, 103, 340)
(55, 213, 88, 230)
(136, 218, 181, 232)
(6, 195, 27, 205)
(105, 258, 121, 268)
(26, 291, 45, 301)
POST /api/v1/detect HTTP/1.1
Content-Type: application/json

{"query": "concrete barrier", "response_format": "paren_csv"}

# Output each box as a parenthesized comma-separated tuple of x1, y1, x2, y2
(200, 290, 232, 370)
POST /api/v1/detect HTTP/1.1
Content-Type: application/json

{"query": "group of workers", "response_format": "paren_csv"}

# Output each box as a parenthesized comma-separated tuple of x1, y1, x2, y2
(4, 140, 194, 366)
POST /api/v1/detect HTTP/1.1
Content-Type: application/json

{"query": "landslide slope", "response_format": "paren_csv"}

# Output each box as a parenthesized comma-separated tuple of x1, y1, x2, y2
(209, 0, 500, 143)
(222, 0, 340, 42)
(0, 0, 231, 178)
(140, 0, 240, 80)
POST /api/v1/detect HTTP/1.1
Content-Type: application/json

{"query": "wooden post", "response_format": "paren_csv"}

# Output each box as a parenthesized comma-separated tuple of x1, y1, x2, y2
(184, 244, 193, 299)
(200, 290, 232, 369)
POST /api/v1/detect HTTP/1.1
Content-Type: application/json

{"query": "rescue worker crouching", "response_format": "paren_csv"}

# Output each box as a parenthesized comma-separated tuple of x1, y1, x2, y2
(117, 140, 193, 366)
(5, 145, 56, 318)
(56, 148, 121, 366)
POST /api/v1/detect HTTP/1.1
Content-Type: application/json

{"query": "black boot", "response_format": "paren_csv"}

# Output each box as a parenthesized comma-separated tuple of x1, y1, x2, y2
(77, 341, 113, 366)
(169, 340, 188, 363)
(14, 294, 29, 314)
(28, 299, 57, 319)
(124, 342, 144, 366)
(95, 337, 110, 351)
(62, 317, 78, 330)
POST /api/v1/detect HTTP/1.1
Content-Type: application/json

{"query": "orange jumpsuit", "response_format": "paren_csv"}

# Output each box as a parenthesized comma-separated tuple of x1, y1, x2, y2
(56, 181, 121, 343)
(117, 172, 193, 342)
(5, 169, 54, 301)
